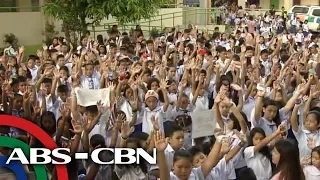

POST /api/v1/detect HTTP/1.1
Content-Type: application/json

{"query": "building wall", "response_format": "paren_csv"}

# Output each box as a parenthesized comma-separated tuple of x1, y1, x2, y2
(300, 0, 319, 5)
(0, 12, 43, 46)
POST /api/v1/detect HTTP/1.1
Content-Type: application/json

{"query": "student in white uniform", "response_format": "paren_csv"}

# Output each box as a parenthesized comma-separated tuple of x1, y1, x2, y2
(303, 146, 320, 180)
(290, 104, 320, 159)
(155, 131, 224, 180)
(244, 126, 286, 180)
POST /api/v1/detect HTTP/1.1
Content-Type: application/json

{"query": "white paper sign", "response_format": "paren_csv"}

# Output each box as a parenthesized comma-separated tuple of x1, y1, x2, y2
(191, 110, 216, 138)
(75, 87, 110, 107)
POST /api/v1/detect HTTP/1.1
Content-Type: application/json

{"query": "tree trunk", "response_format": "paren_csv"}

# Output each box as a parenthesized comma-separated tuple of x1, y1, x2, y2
(79, 14, 87, 36)
(62, 21, 71, 43)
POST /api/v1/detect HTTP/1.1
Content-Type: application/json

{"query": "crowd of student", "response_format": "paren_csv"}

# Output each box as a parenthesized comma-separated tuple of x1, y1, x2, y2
(0, 4, 320, 180)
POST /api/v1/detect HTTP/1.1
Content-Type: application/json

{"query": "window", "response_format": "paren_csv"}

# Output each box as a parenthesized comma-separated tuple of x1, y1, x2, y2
(31, 0, 40, 12)
(0, 0, 17, 12)
(292, 7, 309, 14)
(312, 9, 320, 16)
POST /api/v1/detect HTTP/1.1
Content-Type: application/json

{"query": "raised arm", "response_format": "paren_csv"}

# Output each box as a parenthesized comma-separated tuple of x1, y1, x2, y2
(253, 126, 284, 152)
(155, 131, 170, 180)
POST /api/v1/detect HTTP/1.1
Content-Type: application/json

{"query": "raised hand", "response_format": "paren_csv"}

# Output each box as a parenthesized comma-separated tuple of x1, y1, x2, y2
(221, 137, 232, 154)
(53, 69, 60, 79)
(231, 83, 242, 91)
(121, 121, 134, 139)
(307, 137, 316, 150)
(107, 81, 116, 91)
(154, 131, 168, 151)
(300, 155, 311, 166)
(129, 97, 138, 111)
(70, 119, 83, 134)
(59, 104, 71, 118)
(42, 44, 48, 51)
(234, 130, 247, 144)
(160, 79, 168, 90)
(19, 46, 25, 54)
(151, 115, 160, 131)
(97, 100, 104, 114)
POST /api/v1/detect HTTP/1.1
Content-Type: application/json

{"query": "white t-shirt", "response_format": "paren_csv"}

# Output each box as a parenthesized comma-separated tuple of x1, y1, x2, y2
(293, 129, 320, 159)
(169, 167, 205, 180)
(244, 146, 272, 180)
(303, 165, 320, 180)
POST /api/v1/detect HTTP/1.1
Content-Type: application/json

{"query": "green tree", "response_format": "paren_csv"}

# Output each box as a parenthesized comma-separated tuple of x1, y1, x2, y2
(44, 0, 169, 42)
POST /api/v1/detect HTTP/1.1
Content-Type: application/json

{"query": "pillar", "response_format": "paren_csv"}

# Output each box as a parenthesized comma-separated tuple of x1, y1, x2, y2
(199, 0, 208, 25)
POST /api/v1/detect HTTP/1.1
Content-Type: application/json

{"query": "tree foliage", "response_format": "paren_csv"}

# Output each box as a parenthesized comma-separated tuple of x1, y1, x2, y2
(44, 0, 169, 26)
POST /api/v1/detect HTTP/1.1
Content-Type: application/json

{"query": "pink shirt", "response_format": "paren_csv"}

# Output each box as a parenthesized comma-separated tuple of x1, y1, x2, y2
(271, 172, 281, 180)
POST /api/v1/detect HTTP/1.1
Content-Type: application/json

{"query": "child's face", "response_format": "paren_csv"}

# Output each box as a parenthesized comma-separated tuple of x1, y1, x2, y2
(147, 63, 155, 71)
(192, 152, 206, 167)
(263, 105, 278, 121)
(169, 131, 184, 150)
(43, 83, 52, 95)
(18, 82, 27, 93)
(85, 65, 94, 77)
(304, 114, 320, 132)
(42, 116, 56, 134)
(219, 101, 231, 117)
(173, 158, 193, 180)
(246, 50, 254, 57)
(99, 46, 106, 54)
(142, 73, 151, 83)
(147, 43, 154, 51)
(58, 92, 68, 102)
(145, 97, 158, 110)
(312, 151, 320, 168)
(168, 67, 176, 77)
(179, 96, 189, 109)
(252, 132, 265, 146)
(124, 88, 133, 99)
(59, 69, 68, 79)
(168, 82, 177, 93)
(198, 86, 205, 96)
(58, 57, 66, 66)
(35, 60, 41, 67)
(13, 97, 23, 110)
(61, 45, 68, 53)
(27, 59, 35, 68)
(150, 81, 159, 91)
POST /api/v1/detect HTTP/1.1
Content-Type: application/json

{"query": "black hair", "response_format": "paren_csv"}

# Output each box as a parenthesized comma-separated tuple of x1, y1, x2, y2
(147, 78, 160, 90)
(308, 107, 320, 125)
(56, 54, 65, 60)
(57, 85, 69, 93)
(129, 131, 149, 141)
(40, 111, 56, 136)
(262, 98, 281, 126)
(188, 146, 203, 159)
(238, 167, 257, 180)
(173, 149, 193, 163)
(260, 49, 269, 55)
(142, 68, 152, 76)
(86, 105, 98, 114)
(146, 40, 154, 45)
(59, 66, 69, 75)
(43, 78, 53, 84)
(165, 124, 183, 138)
(248, 128, 274, 170)
(90, 134, 106, 148)
(17, 76, 27, 83)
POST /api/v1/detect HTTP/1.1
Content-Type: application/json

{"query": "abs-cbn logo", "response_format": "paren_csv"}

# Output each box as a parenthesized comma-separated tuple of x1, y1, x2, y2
(6, 148, 156, 165)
